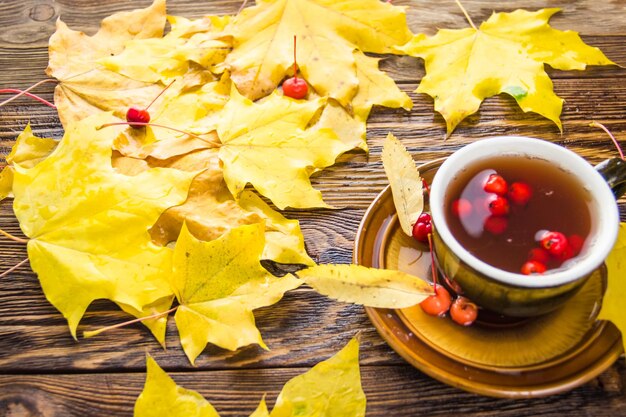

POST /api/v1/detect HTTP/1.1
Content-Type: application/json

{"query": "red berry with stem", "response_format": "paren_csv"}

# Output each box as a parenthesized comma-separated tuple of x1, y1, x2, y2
(451, 198, 472, 218)
(126, 79, 175, 128)
(450, 296, 478, 326)
(420, 286, 452, 317)
(540, 231, 569, 256)
(508, 181, 533, 205)
(483, 173, 508, 196)
(521, 260, 547, 275)
(126, 107, 150, 127)
(412, 212, 432, 243)
(282, 36, 308, 99)
(484, 215, 508, 235)
(488, 195, 509, 216)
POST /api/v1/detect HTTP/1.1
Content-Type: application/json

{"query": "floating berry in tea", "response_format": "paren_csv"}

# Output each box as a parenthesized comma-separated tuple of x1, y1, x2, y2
(488, 195, 509, 216)
(451, 198, 472, 218)
(521, 260, 547, 275)
(508, 181, 532, 205)
(484, 215, 508, 235)
(483, 173, 508, 196)
(540, 231, 569, 256)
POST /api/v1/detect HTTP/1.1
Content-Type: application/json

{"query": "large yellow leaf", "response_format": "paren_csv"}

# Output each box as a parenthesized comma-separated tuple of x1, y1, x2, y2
(172, 223, 301, 364)
(135, 355, 220, 417)
(297, 264, 432, 308)
(598, 222, 626, 351)
(46, 0, 167, 127)
(0, 125, 57, 201)
(217, 88, 352, 209)
(381, 133, 423, 236)
(400, 8, 615, 136)
(269, 337, 365, 416)
(99, 15, 232, 84)
(11, 113, 195, 338)
(225, 0, 412, 104)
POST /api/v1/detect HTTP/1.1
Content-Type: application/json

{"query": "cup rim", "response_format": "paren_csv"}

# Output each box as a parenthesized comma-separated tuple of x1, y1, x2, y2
(430, 136, 619, 288)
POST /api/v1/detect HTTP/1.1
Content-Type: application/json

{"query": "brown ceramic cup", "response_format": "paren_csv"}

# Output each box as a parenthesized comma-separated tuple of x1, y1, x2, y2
(430, 136, 623, 317)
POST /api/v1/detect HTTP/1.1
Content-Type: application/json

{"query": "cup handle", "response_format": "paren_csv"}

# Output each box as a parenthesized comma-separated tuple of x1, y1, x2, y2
(595, 157, 626, 199)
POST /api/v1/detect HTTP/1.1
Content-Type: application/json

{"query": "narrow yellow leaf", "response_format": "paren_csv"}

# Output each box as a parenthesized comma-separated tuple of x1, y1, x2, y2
(134, 355, 220, 417)
(269, 337, 365, 417)
(297, 264, 432, 308)
(381, 133, 423, 236)
(598, 223, 626, 352)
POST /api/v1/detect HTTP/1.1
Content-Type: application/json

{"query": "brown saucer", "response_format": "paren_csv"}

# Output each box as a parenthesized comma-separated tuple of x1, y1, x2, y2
(354, 158, 623, 398)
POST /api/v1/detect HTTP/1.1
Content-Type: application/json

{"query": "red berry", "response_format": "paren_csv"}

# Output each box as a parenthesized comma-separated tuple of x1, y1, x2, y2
(554, 245, 575, 264)
(521, 260, 547, 275)
(412, 220, 432, 243)
(528, 247, 551, 264)
(488, 195, 509, 216)
(126, 107, 150, 128)
(417, 212, 431, 223)
(282, 77, 308, 99)
(420, 286, 452, 317)
(484, 215, 508, 235)
(450, 296, 478, 326)
(540, 231, 569, 256)
(451, 198, 472, 218)
(483, 173, 508, 196)
(508, 182, 532, 205)
(568, 234, 585, 256)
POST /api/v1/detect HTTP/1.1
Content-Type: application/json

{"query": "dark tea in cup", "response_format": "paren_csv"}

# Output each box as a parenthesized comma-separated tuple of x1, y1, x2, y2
(444, 155, 592, 275)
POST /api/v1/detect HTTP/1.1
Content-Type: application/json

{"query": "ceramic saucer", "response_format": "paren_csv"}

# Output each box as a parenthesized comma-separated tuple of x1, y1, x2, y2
(354, 158, 623, 398)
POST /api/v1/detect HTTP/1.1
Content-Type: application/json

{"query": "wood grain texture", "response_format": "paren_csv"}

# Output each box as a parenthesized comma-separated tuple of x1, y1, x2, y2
(0, 0, 625, 415)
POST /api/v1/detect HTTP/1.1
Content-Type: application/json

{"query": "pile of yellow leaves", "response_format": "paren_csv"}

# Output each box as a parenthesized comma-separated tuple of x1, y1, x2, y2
(1, 0, 433, 366)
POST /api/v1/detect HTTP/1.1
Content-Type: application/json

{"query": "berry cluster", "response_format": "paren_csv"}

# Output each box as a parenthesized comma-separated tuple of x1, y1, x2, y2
(521, 231, 584, 275)
(420, 286, 478, 326)
(451, 173, 532, 235)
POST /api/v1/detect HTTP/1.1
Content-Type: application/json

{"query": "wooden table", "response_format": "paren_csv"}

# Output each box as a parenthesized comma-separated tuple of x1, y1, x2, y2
(1, 0, 625, 415)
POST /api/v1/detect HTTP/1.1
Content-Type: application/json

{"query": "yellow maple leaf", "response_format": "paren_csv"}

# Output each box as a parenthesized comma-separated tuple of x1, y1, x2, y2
(135, 338, 365, 417)
(217, 88, 352, 209)
(399, 8, 615, 136)
(225, 0, 412, 104)
(269, 337, 365, 416)
(172, 222, 301, 364)
(352, 51, 413, 122)
(381, 133, 423, 236)
(0, 125, 57, 201)
(297, 264, 432, 308)
(598, 222, 626, 351)
(46, 0, 167, 127)
(99, 15, 232, 84)
(11, 113, 196, 339)
(134, 355, 220, 417)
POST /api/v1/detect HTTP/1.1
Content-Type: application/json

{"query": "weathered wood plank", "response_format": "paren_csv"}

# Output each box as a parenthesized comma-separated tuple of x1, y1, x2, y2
(0, 361, 624, 417)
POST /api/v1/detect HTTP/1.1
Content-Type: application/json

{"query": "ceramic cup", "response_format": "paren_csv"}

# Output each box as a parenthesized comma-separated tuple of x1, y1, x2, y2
(430, 136, 624, 317)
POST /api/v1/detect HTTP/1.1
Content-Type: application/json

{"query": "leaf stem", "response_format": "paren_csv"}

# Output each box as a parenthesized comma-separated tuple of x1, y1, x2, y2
(144, 80, 176, 112)
(293, 35, 298, 81)
(0, 89, 56, 108)
(83, 305, 178, 338)
(0, 258, 29, 278)
(0, 79, 57, 107)
(455, 0, 477, 30)
(237, 0, 249, 14)
(590, 121, 624, 161)
(0, 228, 28, 244)
(98, 122, 220, 146)
(427, 233, 439, 293)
